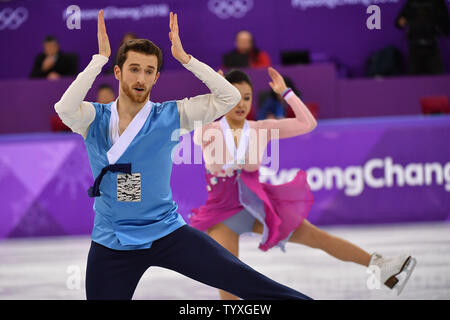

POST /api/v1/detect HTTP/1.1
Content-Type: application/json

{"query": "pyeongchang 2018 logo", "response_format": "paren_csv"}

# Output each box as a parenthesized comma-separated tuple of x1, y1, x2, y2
(291, 0, 399, 10)
(208, 0, 253, 19)
(0, 7, 28, 30)
(260, 157, 450, 196)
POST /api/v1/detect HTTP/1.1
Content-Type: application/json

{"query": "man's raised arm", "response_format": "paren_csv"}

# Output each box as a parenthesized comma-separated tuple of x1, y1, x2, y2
(167, 12, 241, 133)
(177, 56, 241, 133)
(54, 10, 110, 138)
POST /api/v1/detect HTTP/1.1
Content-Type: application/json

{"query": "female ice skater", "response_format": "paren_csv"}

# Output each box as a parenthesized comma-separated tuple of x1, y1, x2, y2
(190, 68, 417, 300)
(54, 10, 312, 300)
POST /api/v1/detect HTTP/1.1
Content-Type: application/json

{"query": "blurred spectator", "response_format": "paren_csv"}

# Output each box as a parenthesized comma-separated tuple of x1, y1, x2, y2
(105, 32, 138, 74)
(121, 32, 138, 46)
(96, 84, 116, 104)
(49, 115, 71, 132)
(256, 77, 301, 120)
(222, 30, 271, 69)
(30, 36, 78, 79)
(395, 0, 449, 75)
(365, 45, 405, 77)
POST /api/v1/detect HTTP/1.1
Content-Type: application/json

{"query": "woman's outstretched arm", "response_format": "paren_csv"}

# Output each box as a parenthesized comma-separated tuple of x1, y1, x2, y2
(258, 67, 317, 140)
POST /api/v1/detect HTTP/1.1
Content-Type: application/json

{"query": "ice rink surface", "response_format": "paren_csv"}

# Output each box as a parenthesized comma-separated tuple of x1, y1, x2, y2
(1, 221, 449, 300)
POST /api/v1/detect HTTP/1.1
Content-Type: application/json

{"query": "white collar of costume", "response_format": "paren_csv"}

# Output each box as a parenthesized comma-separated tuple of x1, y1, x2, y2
(220, 116, 249, 170)
(107, 99, 152, 165)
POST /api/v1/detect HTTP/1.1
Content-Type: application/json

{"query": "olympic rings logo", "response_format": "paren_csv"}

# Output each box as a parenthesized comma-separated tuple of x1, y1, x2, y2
(0, 7, 28, 31)
(208, 0, 253, 19)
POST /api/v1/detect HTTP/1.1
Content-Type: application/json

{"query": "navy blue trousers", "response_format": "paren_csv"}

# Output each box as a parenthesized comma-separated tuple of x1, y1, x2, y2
(86, 224, 312, 300)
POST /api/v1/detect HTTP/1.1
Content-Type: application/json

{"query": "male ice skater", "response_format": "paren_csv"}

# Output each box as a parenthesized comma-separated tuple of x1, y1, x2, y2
(54, 10, 311, 300)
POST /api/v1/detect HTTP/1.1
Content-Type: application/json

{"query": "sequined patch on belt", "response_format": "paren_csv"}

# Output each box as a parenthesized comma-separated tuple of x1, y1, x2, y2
(117, 173, 141, 202)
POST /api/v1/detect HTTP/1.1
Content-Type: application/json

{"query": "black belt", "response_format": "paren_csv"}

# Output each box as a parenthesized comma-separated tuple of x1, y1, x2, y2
(88, 163, 132, 197)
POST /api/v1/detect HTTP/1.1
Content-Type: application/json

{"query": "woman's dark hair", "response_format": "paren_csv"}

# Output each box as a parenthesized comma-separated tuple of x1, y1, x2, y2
(116, 39, 163, 72)
(225, 69, 253, 89)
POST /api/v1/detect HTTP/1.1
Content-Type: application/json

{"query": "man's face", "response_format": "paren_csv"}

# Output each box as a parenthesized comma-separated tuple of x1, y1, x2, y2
(114, 51, 160, 104)
(43, 41, 59, 56)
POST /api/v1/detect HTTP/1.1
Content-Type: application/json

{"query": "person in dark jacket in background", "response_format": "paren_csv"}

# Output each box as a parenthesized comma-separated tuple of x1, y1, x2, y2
(30, 36, 78, 79)
(256, 77, 301, 120)
(396, 0, 449, 75)
(222, 30, 271, 69)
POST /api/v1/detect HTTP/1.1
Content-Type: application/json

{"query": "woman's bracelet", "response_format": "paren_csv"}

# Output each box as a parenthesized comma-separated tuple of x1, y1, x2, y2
(282, 88, 294, 100)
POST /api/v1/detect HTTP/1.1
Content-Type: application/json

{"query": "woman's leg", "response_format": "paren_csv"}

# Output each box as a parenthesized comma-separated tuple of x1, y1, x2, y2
(151, 225, 311, 300)
(207, 223, 240, 300)
(253, 219, 371, 267)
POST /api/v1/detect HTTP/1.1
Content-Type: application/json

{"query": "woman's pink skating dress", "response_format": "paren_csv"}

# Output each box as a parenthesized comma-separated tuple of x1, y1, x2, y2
(189, 90, 316, 251)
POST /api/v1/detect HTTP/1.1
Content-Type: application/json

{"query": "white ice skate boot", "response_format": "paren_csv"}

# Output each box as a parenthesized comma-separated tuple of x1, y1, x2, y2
(368, 253, 417, 295)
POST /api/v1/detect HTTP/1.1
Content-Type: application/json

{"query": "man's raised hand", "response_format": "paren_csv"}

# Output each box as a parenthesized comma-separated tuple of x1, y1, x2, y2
(169, 12, 190, 64)
(98, 10, 111, 58)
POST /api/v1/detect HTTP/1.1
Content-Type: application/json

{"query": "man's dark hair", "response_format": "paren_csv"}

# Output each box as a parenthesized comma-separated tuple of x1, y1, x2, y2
(44, 35, 58, 43)
(225, 69, 253, 89)
(116, 39, 163, 72)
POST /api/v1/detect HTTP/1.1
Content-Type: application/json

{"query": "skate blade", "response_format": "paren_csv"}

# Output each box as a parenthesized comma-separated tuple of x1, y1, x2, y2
(384, 256, 417, 296)
(395, 257, 417, 296)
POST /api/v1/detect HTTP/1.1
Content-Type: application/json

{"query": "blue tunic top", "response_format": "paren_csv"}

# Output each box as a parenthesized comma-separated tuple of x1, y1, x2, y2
(84, 100, 186, 250)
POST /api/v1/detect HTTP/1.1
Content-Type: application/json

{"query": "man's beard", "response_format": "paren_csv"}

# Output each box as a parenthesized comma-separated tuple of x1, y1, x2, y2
(121, 82, 150, 104)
